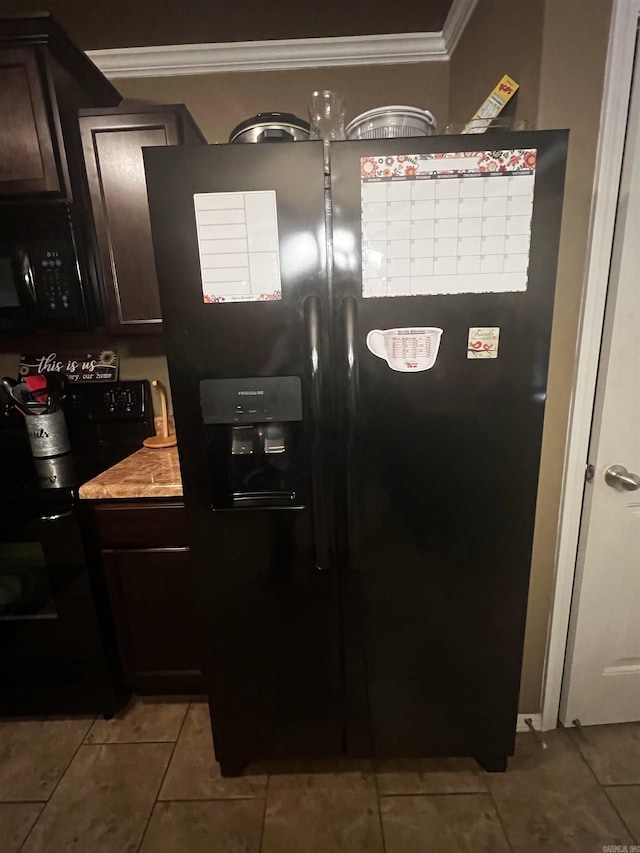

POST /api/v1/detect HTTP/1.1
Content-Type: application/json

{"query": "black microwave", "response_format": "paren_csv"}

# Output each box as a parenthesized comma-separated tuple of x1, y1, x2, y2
(0, 204, 100, 333)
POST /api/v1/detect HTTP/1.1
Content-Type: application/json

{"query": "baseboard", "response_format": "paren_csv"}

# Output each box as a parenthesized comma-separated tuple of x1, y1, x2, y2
(516, 713, 543, 733)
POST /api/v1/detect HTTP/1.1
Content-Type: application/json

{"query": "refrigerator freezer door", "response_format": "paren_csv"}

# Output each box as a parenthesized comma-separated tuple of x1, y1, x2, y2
(330, 132, 568, 762)
(145, 141, 340, 773)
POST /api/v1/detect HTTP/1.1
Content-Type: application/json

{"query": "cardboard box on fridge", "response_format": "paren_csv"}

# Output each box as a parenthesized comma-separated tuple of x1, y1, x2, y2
(463, 74, 519, 134)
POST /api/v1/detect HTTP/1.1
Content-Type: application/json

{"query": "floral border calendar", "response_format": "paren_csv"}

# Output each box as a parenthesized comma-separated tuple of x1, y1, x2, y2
(360, 150, 537, 298)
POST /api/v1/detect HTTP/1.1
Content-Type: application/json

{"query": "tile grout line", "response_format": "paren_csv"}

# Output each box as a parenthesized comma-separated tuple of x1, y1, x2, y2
(13, 801, 46, 852)
(17, 715, 96, 853)
(601, 784, 639, 843)
(375, 782, 517, 851)
(0, 798, 49, 805)
(258, 769, 271, 852)
(560, 729, 637, 844)
(378, 789, 491, 798)
(483, 771, 516, 853)
(150, 795, 265, 802)
(135, 700, 191, 853)
(372, 767, 388, 853)
(82, 738, 188, 745)
(569, 728, 630, 791)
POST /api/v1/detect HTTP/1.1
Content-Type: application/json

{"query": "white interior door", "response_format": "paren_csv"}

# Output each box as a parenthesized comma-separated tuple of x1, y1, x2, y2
(559, 49, 640, 727)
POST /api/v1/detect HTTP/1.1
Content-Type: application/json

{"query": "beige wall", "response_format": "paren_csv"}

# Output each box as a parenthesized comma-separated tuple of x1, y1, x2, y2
(448, 0, 612, 712)
(519, 0, 613, 712)
(0, 352, 19, 380)
(115, 62, 450, 143)
(117, 338, 173, 415)
(449, 0, 546, 127)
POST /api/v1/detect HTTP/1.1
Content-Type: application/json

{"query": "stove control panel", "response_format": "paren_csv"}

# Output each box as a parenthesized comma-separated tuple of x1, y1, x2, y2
(64, 380, 153, 423)
(103, 386, 139, 416)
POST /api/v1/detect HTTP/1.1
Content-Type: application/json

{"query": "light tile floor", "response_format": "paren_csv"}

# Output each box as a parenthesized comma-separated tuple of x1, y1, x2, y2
(0, 696, 638, 852)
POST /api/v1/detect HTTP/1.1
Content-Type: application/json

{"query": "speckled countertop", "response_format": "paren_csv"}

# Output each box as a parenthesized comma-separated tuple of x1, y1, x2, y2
(79, 446, 183, 499)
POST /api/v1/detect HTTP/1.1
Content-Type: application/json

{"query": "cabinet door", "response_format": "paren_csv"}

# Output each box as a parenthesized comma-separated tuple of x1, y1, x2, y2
(0, 48, 61, 197)
(80, 112, 182, 334)
(102, 547, 203, 694)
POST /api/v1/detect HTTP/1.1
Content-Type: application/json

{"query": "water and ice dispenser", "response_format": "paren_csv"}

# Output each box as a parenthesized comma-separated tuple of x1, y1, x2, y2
(200, 377, 303, 508)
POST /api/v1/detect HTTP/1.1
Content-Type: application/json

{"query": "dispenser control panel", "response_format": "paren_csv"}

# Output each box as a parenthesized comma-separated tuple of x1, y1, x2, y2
(200, 376, 302, 424)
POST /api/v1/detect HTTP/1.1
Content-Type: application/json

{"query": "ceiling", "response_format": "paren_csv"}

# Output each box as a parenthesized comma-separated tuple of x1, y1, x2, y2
(0, 0, 455, 50)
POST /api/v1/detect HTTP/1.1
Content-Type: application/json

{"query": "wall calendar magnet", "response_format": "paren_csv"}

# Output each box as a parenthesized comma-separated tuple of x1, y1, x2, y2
(468, 327, 500, 358)
(360, 149, 536, 299)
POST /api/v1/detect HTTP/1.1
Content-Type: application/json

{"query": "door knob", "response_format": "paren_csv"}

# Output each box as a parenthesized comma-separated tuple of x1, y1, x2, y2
(604, 464, 640, 491)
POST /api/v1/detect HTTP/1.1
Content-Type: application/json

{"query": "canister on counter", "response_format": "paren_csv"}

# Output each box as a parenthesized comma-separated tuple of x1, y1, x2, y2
(26, 409, 70, 458)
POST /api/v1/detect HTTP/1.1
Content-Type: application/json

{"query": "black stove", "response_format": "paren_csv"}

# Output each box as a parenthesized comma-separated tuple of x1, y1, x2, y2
(0, 380, 154, 716)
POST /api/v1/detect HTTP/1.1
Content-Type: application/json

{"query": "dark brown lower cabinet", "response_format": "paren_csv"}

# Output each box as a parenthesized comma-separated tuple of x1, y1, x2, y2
(93, 502, 203, 694)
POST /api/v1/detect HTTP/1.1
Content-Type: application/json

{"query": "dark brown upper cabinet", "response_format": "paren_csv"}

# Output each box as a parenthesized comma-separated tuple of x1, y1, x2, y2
(0, 15, 120, 201)
(0, 48, 61, 196)
(79, 106, 206, 334)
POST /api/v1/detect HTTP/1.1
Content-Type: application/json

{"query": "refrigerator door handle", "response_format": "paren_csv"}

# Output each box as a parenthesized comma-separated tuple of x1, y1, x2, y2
(305, 294, 330, 571)
(342, 295, 360, 567)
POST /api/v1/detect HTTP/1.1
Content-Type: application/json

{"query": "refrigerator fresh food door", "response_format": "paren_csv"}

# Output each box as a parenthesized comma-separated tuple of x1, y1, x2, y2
(144, 142, 340, 774)
(330, 133, 568, 765)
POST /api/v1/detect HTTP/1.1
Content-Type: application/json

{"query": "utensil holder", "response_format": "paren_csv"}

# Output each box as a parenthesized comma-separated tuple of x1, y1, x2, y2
(25, 410, 70, 458)
(34, 454, 75, 488)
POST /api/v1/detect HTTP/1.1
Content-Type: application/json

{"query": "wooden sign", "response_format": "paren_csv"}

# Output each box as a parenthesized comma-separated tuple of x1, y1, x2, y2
(19, 350, 119, 383)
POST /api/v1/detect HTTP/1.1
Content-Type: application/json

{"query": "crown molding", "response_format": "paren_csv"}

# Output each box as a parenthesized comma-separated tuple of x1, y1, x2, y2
(88, 32, 445, 78)
(443, 0, 479, 55)
(87, 0, 477, 79)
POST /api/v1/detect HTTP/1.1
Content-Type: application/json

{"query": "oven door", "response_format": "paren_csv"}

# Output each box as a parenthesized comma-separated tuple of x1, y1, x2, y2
(0, 500, 107, 698)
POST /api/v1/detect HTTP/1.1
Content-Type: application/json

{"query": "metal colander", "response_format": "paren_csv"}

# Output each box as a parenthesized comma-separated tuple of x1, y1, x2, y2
(346, 106, 437, 140)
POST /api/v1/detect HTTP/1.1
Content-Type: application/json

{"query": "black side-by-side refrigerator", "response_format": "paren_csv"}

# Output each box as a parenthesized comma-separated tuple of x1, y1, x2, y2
(144, 132, 568, 775)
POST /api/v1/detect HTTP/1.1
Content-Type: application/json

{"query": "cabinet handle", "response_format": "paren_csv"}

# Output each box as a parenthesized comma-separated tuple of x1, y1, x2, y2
(101, 547, 190, 555)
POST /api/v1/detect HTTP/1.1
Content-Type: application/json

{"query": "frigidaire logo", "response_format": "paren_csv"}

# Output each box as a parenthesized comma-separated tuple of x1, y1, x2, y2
(238, 390, 264, 396)
(30, 428, 50, 439)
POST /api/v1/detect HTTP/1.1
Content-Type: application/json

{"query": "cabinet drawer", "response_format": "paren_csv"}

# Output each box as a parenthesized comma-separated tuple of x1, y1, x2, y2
(94, 502, 188, 548)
